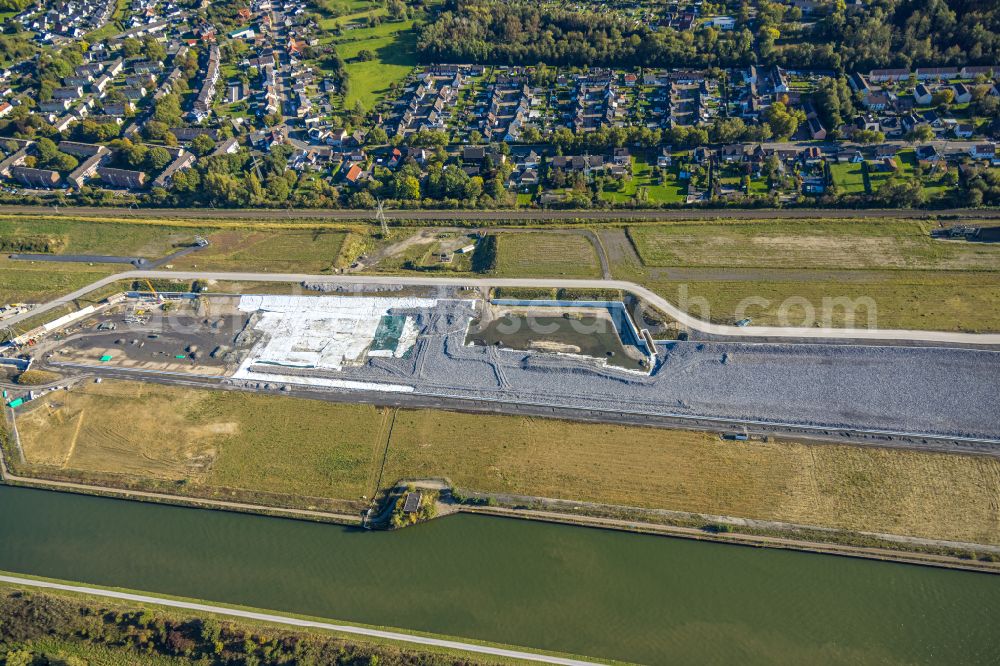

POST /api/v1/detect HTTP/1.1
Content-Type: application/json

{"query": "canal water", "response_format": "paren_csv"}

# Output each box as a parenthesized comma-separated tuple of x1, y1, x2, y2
(0, 485, 997, 664)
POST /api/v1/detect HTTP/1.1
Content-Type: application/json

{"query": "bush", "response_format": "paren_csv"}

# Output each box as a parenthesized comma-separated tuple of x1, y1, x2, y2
(15, 369, 59, 385)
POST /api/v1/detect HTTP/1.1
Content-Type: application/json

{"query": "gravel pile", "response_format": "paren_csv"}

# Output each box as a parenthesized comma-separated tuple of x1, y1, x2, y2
(323, 301, 1000, 440)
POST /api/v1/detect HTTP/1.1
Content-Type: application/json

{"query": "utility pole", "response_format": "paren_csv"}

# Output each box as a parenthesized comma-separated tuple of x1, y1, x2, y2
(375, 198, 389, 237)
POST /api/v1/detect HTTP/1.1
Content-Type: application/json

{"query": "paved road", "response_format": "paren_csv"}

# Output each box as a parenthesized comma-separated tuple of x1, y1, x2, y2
(7, 269, 1000, 346)
(8, 241, 207, 270)
(3, 204, 1000, 222)
(0, 574, 599, 665)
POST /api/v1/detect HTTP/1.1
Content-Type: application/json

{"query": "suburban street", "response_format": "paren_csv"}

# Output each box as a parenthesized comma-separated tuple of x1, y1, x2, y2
(8, 269, 1000, 346)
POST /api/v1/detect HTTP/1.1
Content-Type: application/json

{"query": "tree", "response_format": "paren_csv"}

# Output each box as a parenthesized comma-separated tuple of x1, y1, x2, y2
(203, 172, 247, 206)
(876, 177, 925, 207)
(367, 126, 388, 144)
(931, 88, 955, 108)
(356, 49, 376, 62)
(905, 124, 935, 143)
(146, 146, 172, 172)
(143, 36, 167, 62)
(394, 173, 421, 200)
(3, 650, 33, 666)
(35, 137, 77, 171)
(762, 102, 804, 139)
(388, 0, 407, 20)
(265, 174, 291, 201)
(246, 171, 264, 203)
(153, 93, 182, 126)
(191, 133, 216, 156)
(122, 38, 142, 57)
(853, 129, 884, 144)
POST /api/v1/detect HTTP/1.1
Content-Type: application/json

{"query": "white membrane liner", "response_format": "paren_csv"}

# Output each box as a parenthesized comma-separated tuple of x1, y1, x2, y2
(236, 294, 438, 369)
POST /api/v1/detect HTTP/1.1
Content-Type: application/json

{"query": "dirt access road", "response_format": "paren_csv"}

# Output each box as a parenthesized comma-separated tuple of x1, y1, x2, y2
(3, 204, 1000, 222)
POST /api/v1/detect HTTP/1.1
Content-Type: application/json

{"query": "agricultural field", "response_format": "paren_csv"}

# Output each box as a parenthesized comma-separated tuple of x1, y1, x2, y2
(616, 220, 1000, 330)
(493, 232, 602, 278)
(12, 382, 1000, 545)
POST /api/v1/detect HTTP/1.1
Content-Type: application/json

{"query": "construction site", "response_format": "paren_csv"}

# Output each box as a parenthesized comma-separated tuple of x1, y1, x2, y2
(4, 281, 1000, 449)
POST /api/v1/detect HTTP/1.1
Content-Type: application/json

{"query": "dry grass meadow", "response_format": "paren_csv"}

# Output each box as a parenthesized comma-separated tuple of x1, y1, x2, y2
(614, 220, 1000, 331)
(13, 382, 1000, 544)
(383, 410, 1000, 544)
(625, 220, 1000, 270)
(15, 382, 384, 504)
(494, 233, 602, 278)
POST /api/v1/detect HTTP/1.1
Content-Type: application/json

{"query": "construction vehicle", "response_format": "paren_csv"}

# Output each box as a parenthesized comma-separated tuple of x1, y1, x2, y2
(143, 279, 164, 304)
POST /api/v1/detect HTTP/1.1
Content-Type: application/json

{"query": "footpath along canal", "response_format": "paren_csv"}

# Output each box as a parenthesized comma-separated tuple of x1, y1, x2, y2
(0, 485, 998, 664)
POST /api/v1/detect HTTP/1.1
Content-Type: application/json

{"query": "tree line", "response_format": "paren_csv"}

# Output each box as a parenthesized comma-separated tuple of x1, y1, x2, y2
(416, 0, 998, 73)
(0, 588, 486, 665)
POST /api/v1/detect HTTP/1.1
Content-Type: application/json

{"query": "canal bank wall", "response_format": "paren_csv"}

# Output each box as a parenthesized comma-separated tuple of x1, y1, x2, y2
(456, 504, 1000, 575)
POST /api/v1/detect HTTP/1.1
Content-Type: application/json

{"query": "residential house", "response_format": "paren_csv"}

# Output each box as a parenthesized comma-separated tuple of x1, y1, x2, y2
(10, 166, 61, 188)
(953, 122, 974, 139)
(913, 84, 932, 105)
(969, 143, 996, 160)
(807, 115, 826, 140)
(952, 82, 972, 104)
(915, 67, 959, 81)
(97, 166, 146, 188)
(869, 68, 910, 82)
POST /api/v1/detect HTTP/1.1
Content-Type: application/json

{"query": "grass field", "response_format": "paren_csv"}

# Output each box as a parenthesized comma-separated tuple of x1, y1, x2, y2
(618, 220, 1000, 330)
(382, 410, 1000, 545)
(0, 216, 199, 257)
(317, 12, 417, 110)
(494, 233, 602, 278)
(0, 219, 352, 300)
(171, 229, 348, 273)
(0, 259, 117, 304)
(16, 382, 385, 507)
(626, 220, 1000, 271)
(12, 381, 1000, 545)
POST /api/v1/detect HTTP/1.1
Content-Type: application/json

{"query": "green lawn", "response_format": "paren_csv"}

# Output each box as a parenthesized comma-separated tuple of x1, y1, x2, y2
(316, 13, 418, 110)
(336, 27, 417, 110)
(601, 156, 685, 204)
(829, 162, 866, 193)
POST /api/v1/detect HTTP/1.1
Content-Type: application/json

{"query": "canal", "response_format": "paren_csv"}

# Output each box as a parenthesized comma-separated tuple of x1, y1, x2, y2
(0, 485, 998, 664)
